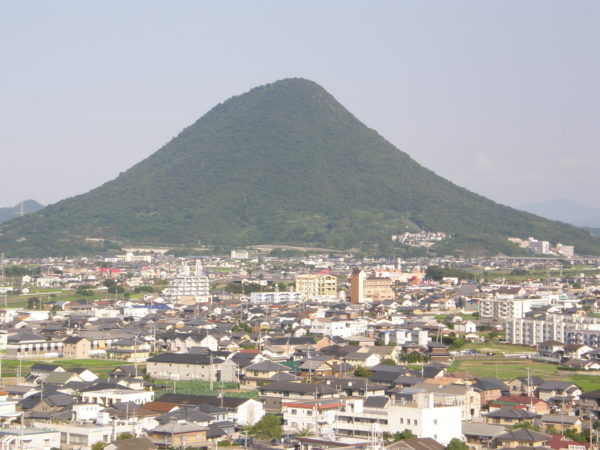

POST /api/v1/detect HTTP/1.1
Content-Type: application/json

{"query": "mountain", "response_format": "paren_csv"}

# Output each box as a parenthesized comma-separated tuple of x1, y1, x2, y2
(0, 200, 44, 224)
(1, 78, 599, 257)
(519, 199, 600, 228)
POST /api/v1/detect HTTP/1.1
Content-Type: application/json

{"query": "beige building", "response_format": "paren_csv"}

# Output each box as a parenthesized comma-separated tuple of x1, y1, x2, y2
(295, 274, 337, 299)
(350, 268, 394, 303)
(62, 337, 91, 359)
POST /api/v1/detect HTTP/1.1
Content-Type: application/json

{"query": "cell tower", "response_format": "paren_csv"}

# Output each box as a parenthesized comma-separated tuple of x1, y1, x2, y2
(368, 423, 384, 450)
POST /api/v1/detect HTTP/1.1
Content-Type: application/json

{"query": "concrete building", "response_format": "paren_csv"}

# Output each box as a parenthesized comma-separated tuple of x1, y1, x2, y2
(480, 298, 532, 320)
(250, 291, 304, 304)
(162, 260, 210, 304)
(334, 395, 461, 446)
(295, 274, 337, 299)
(146, 353, 238, 382)
(507, 314, 600, 347)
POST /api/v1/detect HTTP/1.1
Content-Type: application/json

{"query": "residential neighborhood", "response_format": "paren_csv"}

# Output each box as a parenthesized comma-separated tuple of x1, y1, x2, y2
(0, 249, 599, 449)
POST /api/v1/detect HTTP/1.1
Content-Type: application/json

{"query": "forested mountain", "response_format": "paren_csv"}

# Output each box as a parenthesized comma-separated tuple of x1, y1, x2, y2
(1, 78, 599, 256)
(0, 200, 44, 224)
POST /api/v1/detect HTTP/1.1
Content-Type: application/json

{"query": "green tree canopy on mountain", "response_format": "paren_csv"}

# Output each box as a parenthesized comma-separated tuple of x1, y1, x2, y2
(1, 78, 599, 256)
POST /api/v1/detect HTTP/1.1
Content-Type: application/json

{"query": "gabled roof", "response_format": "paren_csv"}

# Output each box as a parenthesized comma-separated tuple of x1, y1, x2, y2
(147, 353, 224, 365)
(496, 428, 550, 442)
(157, 394, 253, 409)
(244, 360, 289, 372)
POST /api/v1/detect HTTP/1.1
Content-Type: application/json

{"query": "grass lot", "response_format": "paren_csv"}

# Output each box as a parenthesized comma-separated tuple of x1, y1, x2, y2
(451, 358, 600, 392)
(565, 374, 600, 393)
(154, 379, 258, 399)
(450, 358, 559, 379)
(0, 358, 127, 378)
(461, 342, 536, 354)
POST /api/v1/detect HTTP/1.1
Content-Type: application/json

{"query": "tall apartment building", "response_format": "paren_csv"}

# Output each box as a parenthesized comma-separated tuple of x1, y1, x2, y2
(162, 260, 210, 304)
(480, 298, 532, 320)
(349, 268, 395, 303)
(506, 314, 600, 346)
(295, 274, 337, 299)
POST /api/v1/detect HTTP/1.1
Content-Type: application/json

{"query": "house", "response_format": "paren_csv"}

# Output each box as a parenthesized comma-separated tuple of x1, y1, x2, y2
(80, 386, 154, 407)
(104, 437, 156, 450)
(62, 336, 91, 359)
(489, 395, 549, 415)
(240, 360, 290, 389)
(537, 381, 581, 403)
(147, 422, 212, 448)
(473, 377, 508, 405)
(27, 363, 65, 384)
(506, 375, 545, 397)
(537, 414, 582, 433)
(146, 353, 237, 382)
(258, 381, 338, 413)
(461, 422, 505, 449)
(537, 341, 565, 359)
(155, 394, 264, 426)
(484, 406, 537, 426)
(282, 398, 344, 434)
(495, 428, 551, 448)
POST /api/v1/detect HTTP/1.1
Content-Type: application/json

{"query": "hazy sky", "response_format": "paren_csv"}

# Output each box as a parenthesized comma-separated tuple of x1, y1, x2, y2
(1, 1, 599, 209)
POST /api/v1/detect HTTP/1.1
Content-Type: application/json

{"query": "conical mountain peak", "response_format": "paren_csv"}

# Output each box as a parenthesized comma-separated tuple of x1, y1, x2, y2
(1, 80, 598, 256)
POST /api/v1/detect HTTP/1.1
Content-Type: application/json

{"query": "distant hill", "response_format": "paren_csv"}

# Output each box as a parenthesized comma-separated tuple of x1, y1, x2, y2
(519, 199, 600, 228)
(1, 78, 599, 256)
(0, 200, 44, 224)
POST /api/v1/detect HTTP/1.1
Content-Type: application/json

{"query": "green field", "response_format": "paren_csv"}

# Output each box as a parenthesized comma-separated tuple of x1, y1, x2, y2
(462, 342, 536, 354)
(450, 358, 600, 392)
(155, 379, 258, 399)
(565, 374, 600, 393)
(450, 358, 559, 379)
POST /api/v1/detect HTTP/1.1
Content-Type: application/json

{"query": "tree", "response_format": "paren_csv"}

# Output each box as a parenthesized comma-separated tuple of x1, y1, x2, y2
(117, 433, 134, 440)
(248, 414, 282, 440)
(509, 421, 540, 431)
(445, 438, 468, 450)
(354, 366, 372, 378)
(393, 429, 416, 441)
(564, 428, 588, 443)
(380, 359, 396, 366)
(91, 443, 105, 450)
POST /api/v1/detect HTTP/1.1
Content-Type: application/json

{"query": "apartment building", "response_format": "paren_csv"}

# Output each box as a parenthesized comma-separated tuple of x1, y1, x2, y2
(506, 314, 600, 347)
(480, 298, 532, 320)
(334, 395, 461, 446)
(295, 274, 337, 299)
(250, 291, 304, 304)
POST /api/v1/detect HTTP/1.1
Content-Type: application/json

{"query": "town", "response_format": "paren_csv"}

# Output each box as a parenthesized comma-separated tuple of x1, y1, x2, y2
(0, 246, 598, 449)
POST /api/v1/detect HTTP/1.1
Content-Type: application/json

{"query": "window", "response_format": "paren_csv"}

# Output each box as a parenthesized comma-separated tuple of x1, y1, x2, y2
(400, 418, 403, 424)
(434, 419, 437, 425)
(414, 420, 418, 425)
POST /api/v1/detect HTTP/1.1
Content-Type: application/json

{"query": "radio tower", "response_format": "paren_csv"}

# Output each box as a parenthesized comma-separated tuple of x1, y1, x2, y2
(0, 253, 6, 308)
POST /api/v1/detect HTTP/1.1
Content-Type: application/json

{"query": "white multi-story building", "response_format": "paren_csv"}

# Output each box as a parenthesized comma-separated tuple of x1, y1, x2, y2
(528, 238, 550, 255)
(309, 318, 368, 338)
(162, 260, 209, 304)
(250, 292, 304, 304)
(334, 395, 461, 446)
(506, 314, 600, 346)
(480, 298, 532, 320)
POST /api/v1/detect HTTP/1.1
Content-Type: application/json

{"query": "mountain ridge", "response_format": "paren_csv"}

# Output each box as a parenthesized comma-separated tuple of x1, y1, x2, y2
(0, 200, 44, 224)
(1, 78, 599, 256)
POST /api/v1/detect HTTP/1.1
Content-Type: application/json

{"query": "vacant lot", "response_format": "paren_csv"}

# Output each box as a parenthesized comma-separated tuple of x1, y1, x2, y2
(451, 358, 600, 392)
(154, 379, 258, 399)
(450, 358, 558, 379)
